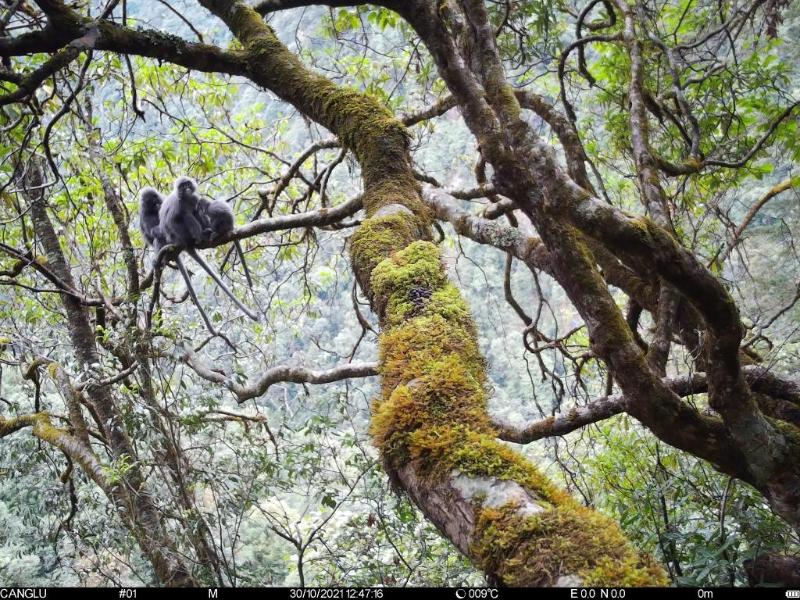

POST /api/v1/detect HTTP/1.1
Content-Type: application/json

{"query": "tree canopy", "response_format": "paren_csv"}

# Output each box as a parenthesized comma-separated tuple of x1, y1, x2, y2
(0, 0, 798, 588)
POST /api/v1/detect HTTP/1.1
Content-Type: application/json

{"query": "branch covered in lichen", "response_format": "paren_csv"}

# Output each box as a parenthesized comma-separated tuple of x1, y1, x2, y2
(0, 412, 109, 491)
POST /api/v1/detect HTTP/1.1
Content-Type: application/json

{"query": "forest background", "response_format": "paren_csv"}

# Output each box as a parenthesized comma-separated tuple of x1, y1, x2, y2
(0, 0, 799, 588)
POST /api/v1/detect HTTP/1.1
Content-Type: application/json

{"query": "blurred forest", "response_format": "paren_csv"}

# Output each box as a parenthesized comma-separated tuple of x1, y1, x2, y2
(0, 0, 798, 588)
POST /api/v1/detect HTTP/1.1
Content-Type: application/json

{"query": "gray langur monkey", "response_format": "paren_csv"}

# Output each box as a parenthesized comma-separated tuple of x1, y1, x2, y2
(138, 187, 167, 248)
(161, 176, 259, 321)
(159, 176, 207, 248)
(194, 196, 254, 289)
(140, 178, 259, 330)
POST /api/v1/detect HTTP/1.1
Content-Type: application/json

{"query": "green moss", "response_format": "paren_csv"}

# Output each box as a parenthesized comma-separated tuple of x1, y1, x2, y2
(32, 413, 63, 443)
(471, 502, 669, 586)
(408, 426, 564, 498)
(368, 243, 472, 327)
(372, 241, 446, 299)
(350, 213, 421, 292)
(368, 242, 491, 470)
(230, 4, 418, 197)
(378, 313, 483, 394)
(363, 237, 666, 586)
(771, 417, 800, 462)
(425, 285, 471, 321)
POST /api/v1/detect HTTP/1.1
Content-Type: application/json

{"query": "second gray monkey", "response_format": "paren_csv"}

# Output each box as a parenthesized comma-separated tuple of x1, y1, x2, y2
(194, 196, 254, 289)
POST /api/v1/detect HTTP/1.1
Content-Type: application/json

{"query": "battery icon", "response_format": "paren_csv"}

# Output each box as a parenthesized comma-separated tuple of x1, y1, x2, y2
(786, 591, 799, 598)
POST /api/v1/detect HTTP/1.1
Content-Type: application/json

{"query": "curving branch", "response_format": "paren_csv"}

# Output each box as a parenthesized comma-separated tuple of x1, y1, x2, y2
(182, 348, 378, 403)
(0, 412, 109, 491)
(720, 176, 799, 262)
(495, 394, 627, 444)
(0, 6, 249, 77)
(421, 185, 658, 313)
(705, 101, 799, 169)
(401, 95, 458, 127)
(515, 89, 592, 189)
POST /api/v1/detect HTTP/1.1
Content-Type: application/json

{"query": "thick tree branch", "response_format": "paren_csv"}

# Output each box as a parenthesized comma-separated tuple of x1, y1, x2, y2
(745, 553, 800, 586)
(0, 412, 109, 490)
(0, 6, 248, 77)
(254, 0, 367, 14)
(422, 185, 658, 313)
(495, 394, 626, 444)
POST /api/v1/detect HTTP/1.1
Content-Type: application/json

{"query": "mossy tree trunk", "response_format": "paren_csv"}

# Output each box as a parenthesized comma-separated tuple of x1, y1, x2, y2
(392, 0, 800, 530)
(3, 0, 668, 586)
(194, 0, 667, 586)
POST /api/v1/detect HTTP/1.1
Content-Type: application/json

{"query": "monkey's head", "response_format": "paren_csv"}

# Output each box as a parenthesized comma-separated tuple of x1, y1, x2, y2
(174, 176, 198, 200)
(139, 188, 162, 213)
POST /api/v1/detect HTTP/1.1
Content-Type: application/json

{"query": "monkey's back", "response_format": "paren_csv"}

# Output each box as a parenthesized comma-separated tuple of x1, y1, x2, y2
(206, 201, 235, 239)
(139, 188, 165, 247)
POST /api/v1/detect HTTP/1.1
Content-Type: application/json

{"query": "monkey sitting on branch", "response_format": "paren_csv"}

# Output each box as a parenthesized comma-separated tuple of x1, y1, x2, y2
(138, 177, 259, 334)
(193, 193, 254, 290)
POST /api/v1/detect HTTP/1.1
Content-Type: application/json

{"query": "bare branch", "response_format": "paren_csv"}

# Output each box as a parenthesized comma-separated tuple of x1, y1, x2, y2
(705, 101, 800, 169)
(400, 95, 457, 126)
(720, 176, 799, 262)
(495, 394, 627, 444)
(183, 348, 378, 402)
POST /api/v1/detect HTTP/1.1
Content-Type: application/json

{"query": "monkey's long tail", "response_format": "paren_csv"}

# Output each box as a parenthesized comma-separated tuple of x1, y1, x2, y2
(234, 240, 254, 290)
(175, 255, 220, 336)
(187, 248, 260, 321)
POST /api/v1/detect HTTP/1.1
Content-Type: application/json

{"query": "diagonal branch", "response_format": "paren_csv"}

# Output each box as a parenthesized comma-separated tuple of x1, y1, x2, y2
(498, 366, 800, 444)
(720, 176, 799, 262)
(0, 412, 109, 491)
(0, 45, 82, 105)
(495, 394, 627, 444)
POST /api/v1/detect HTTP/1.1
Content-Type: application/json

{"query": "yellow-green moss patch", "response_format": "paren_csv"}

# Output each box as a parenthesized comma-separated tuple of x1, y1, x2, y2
(350, 213, 422, 292)
(360, 204, 666, 587)
(471, 502, 668, 586)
